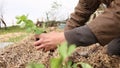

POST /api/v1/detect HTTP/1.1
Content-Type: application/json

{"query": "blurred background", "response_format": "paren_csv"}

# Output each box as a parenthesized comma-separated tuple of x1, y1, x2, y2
(0, 0, 78, 27)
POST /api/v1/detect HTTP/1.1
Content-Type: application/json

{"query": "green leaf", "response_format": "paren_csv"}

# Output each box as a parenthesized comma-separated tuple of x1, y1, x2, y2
(67, 61, 73, 68)
(77, 62, 93, 68)
(16, 20, 22, 24)
(20, 15, 28, 20)
(72, 63, 77, 68)
(26, 28, 33, 33)
(26, 63, 45, 68)
(24, 20, 34, 28)
(67, 44, 76, 56)
(34, 28, 44, 34)
(50, 57, 62, 68)
(26, 20, 34, 25)
(15, 16, 20, 19)
(20, 22, 26, 28)
(58, 42, 68, 59)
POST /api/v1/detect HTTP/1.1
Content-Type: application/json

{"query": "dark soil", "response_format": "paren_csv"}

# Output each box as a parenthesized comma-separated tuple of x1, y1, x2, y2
(0, 35, 120, 68)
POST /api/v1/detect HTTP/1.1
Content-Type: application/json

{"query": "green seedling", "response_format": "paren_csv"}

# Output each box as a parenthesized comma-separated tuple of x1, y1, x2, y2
(50, 42, 76, 68)
(26, 42, 92, 68)
(16, 14, 46, 41)
(50, 42, 92, 68)
(16, 14, 45, 35)
(50, 42, 93, 68)
(26, 62, 45, 68)
(77, 62, 93, 68)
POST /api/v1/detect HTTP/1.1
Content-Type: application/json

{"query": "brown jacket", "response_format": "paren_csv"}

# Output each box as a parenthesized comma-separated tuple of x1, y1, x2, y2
(65, 0, 120, 45)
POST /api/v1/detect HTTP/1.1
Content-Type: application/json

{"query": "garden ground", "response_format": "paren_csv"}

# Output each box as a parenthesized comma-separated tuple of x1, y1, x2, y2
(0, 26, 120, 68)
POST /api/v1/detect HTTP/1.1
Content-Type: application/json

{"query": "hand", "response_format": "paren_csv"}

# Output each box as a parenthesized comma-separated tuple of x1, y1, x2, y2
(34, 31, 66, 51)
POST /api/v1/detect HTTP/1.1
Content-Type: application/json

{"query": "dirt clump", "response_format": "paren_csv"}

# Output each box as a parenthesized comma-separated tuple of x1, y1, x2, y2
(0, 35, 58, 68)
(70, 45, 120, 68)
(0, 35, 120, 68)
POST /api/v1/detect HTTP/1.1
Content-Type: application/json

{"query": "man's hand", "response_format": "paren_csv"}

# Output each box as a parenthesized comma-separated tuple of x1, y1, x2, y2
(34, 32, 66, 51)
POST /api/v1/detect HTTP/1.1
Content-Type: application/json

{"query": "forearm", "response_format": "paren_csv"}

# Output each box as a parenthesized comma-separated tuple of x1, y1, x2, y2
(64, 25, 98, 46)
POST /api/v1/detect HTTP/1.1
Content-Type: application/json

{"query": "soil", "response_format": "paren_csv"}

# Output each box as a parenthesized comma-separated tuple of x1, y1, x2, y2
(0, 32, 26, 42)
(70, 45, 120, 68)
(0, 35, 120, 68)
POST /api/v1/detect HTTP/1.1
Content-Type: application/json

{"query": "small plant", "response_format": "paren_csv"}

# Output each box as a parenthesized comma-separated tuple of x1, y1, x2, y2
(16, 14, 45, 35)
(76, 62, 93, 68)
(26, 42, 93, 68)
(50, 42, 76, 68)
(26, 62, 45, 68)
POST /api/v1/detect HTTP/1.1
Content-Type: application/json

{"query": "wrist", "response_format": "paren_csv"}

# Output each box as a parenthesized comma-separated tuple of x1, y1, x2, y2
(59, 32, 66, 43)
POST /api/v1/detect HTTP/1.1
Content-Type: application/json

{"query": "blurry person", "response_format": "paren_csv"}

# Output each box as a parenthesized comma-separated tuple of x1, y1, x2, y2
(34, 0, 120, 56)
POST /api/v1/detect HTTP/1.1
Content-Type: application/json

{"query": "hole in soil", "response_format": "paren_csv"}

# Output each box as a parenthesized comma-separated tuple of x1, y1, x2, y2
(35, 31, 46, 41)
(77, 64, 82, 68)
(35, 38, 40, 41)
(50, 50, 55, 52)
(43, 31, 47, 33)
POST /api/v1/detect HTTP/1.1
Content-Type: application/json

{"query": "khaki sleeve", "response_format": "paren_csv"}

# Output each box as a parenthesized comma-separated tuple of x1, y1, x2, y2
(87, 0, 120, 45)
(64, 0, 100, 30)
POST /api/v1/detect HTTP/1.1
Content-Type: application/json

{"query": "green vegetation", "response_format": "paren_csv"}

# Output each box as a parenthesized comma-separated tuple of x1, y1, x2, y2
(50, 42, 76, 68)
(27, 42, 93, 68)
(26, 63, 45, 68)
(16, 15, 45, 34)
(0, 26, 26, 35)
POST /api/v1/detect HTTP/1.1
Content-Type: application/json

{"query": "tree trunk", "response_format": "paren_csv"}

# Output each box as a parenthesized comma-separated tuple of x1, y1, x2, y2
(0, 18, 7, 28)
(0, 22, 1, 28)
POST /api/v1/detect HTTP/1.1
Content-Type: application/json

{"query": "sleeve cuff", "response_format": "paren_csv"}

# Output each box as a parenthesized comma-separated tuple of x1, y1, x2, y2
(64, 25, 98, 47)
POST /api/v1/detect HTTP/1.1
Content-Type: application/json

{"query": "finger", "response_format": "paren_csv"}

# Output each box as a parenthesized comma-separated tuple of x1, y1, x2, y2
(36, 43, 51, 51)
(36, 44, 45, 50)
(34, 38, 43, 46)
